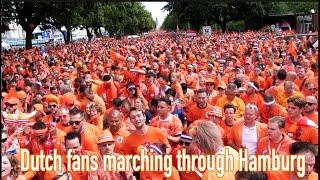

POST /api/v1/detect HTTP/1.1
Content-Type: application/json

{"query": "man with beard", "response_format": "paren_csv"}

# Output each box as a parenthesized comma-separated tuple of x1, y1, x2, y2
(187, 89, 215, 124)
(303, 96, 318, 124)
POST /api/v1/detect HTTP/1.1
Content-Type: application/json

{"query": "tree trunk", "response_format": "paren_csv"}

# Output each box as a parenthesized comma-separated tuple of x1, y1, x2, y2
(94, 27, 101, 37)
(219, 21, 227, 33)
(66, 27, 72, 44)
(86, 27, 93, 41)
(98, 27, 102, 37)
(25, 26, 33, 49)
(58, 27, 67, 43)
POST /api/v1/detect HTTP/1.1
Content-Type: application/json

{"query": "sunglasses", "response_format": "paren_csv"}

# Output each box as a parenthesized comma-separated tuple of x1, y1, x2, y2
(306, 102, 315, 106)
(307, 88, 316, 91)
(49, 104, 57, 108)
(67, 103, 74, 107)
(69, 121, 81, 125)
(58, 115, 68, 119)
(6, 103, 17, 107)
(206, 83, 215, 86)
(218, 88, 225, 91)
(1, 138, 7, 143)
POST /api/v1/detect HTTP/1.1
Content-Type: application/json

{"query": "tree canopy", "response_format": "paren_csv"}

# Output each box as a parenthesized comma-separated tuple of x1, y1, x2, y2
(2, 2, 155, 49)
(161, 2, 318, 32)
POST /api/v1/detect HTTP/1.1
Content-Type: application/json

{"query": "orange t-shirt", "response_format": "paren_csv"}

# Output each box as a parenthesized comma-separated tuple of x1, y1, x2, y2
(240, 93, 264, 107)
(187, 104, 215, 123)
(56, 123, 73, 134)
(304, 112, 318, 124)
(149, 114, 183, 137)
(123, 126, 170, 155)
(219, 120, 234, 145)
(259, 103, 287, 124)
(140, 166, 180, 180)
(88, 115, 103, 130)
(110, 127, 131, 154)
(79, 126, 100, 154)
(284, 117, 318, 145)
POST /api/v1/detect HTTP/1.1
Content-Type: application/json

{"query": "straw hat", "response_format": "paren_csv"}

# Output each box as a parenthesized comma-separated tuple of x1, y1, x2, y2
(97, 130, 114, 144)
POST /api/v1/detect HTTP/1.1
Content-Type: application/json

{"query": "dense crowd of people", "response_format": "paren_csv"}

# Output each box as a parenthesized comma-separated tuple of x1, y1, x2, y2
(1, 29, 318, 180)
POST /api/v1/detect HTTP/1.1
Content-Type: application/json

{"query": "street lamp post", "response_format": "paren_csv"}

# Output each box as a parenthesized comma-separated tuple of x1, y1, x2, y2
(310, 9, 315, 32)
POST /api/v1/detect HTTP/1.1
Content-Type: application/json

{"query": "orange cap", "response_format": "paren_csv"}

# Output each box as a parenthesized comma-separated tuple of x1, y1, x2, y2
(44, 94, 59, 104)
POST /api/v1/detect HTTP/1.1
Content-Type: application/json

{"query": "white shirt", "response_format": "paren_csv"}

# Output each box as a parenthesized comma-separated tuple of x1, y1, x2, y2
(242, 124, 258, 155)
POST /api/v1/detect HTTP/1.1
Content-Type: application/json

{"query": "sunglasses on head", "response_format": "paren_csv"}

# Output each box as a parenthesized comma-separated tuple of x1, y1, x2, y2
(69, 121, 81, 125)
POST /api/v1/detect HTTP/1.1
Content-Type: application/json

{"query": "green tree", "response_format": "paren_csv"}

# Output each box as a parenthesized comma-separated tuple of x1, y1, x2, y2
(103, 2, 154, 37)
(44, 2, 83, 44)
(78, 2, 106, 39)
(162, 2, 277, 32)
(2, 1, 49, 49)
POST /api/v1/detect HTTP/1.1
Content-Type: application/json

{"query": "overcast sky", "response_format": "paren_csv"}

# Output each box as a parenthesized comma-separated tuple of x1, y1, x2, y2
(141, 2, 169, 29)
